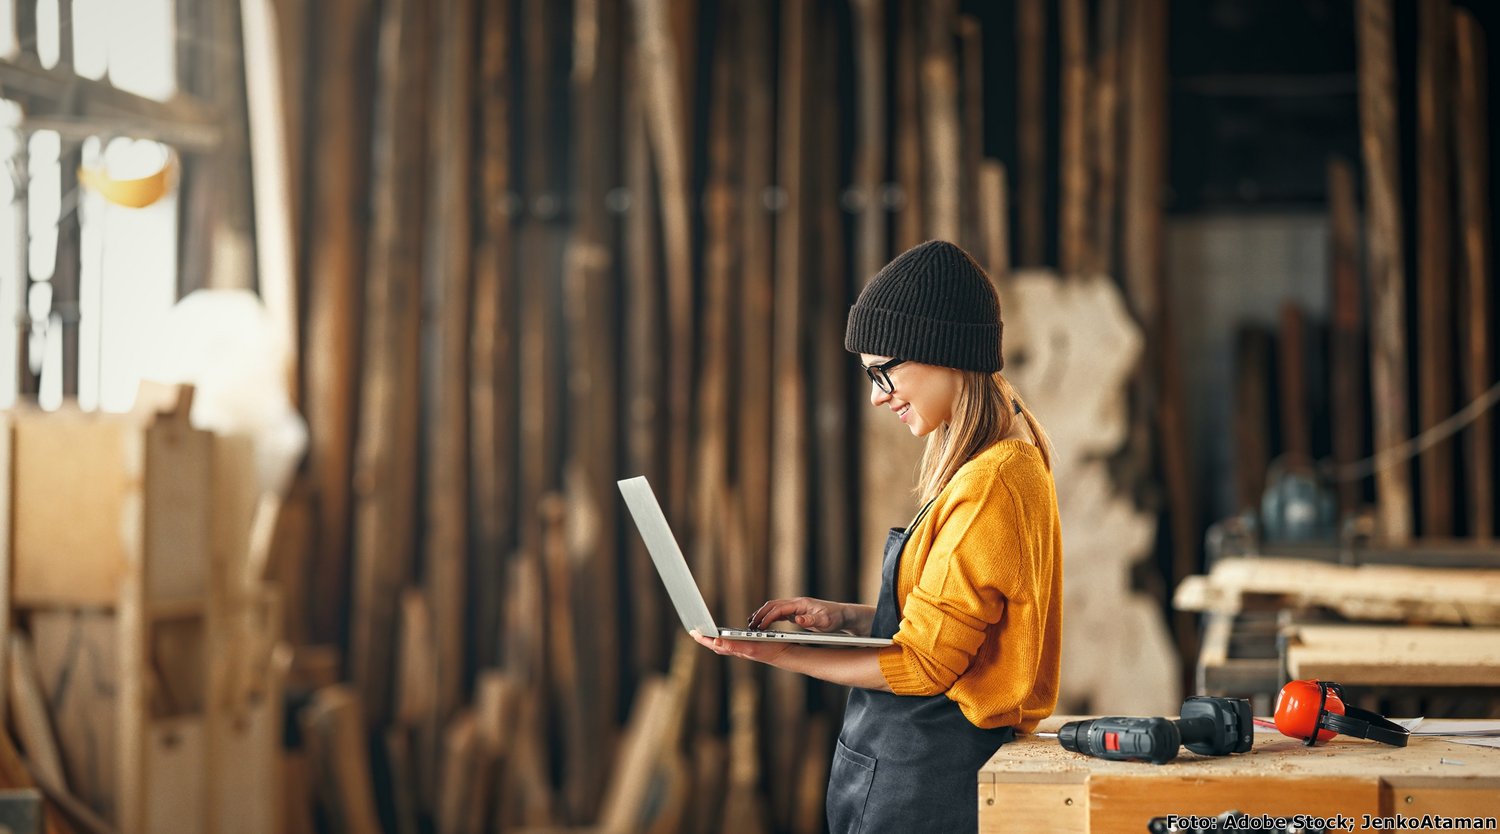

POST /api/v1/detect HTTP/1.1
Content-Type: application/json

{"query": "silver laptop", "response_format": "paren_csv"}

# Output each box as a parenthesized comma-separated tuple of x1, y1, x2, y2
(618, 476, 893, 648)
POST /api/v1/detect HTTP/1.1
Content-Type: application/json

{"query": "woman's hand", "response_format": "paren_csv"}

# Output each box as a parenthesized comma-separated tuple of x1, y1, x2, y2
(748, 597, 856, 633)
(690, 630, 792, 665)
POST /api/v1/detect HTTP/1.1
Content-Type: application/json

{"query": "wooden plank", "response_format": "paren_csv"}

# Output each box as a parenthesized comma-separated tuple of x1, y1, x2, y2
(240, 0, 301, 393)
(1232, 327, 1273, 511)
(1356, 0, 1413, 544)
(622, 36, 668, 679)
(862, 0, 925, 603)
(1416, 0, 1454, 537)
(1328, 158, 1365, 519)
(423, 0, 476, 722)
(564, 0, 622, 770)
(435, 711, 478, 834)
(979, 160, 1010, 282)
(921, 0, 961, 243)
(631, 0, 695, 524)
(469, 0, 516, 673)
(0, 414, 11, 724)
(1284, 625, 1500, 686)
(300, 686, 382, 834)
(1124, 0, 1197, 667)
(383, 728, 420, 834)
(303, 0, 374, 647)
(1089, 0, 1122, 279)
(394, 589, 437, 727)
(1453, 9, 1494, 541)
(1015, 0, 1045, 267)
(770, 2, 811, 827)
(349, 0, 428, 725)
(736, 0, 774, 626)
(958, 15, 984, 256)
(7, 634, 68, 795)
(1059, 0, 1088, 276)
(894, 0, 924, 251)
(12, 413, 134, 607)
(1173, 557, 1500, 626)
(811, 0, 851, 655)
(539, 496, 593, 824)
(142, 717, 206, 834)
(1277, 303, 1311, 464)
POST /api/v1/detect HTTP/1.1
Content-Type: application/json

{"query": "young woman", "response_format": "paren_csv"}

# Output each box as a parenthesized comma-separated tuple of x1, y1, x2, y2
(691, 240, 1063, 833)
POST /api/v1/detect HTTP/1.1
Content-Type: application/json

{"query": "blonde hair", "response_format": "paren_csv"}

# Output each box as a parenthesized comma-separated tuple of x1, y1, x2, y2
(915, 371, 1053, 503)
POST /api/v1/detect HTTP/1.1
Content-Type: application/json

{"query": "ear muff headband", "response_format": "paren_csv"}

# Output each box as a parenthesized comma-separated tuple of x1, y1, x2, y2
(1318, 705, 1410, 747)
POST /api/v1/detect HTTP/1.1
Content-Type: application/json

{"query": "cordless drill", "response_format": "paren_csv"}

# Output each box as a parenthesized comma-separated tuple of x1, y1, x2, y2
(1057, 696, 1254, 764)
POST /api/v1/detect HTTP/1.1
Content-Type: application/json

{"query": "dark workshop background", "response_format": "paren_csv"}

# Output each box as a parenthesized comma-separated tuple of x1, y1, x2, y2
(1, 0, 1499, 832)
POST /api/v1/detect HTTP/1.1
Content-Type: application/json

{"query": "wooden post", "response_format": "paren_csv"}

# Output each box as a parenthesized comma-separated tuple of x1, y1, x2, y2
(1416, 0, 1454, 537)
(979, 160, 1011, 284)
(921, 0, 961, 243)
(1233, 328, 1273, 515)
(1453, 8, 1494, 540)
(852, 0, 894, 603)
(1328, 158, 1365, 518)
(894, 0, 924, 251)
(622, 39, 667, 678)
(423, 0, 476, 722)
(564, 0, 622, 809)
(1016, 0, 1046, 267)
(470, 0, 516, 671)
(1059, 0, 1089, 276)
(1278, 303, 1312, 465)
(350, 0, 428, 724)
(631, 0, 696, 524)
(1124, 0, 1197, 669)
(737, 0, 775, 638)
(959, 15, 984, 256)
(771, 1, 811, 826)
(1091, 0, 1122, 279)
(812, 4, 852, 681)
(1356, 0, 1413, 544)
(303, 0, 374, 649)
(300, 686, 383, 834)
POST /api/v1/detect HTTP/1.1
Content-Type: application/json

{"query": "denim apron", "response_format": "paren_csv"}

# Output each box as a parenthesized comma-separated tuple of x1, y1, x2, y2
(826, 503, 1015, 834)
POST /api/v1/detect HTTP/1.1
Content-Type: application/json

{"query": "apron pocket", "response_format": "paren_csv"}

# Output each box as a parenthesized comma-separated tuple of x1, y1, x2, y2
(826, 739, 877, 834)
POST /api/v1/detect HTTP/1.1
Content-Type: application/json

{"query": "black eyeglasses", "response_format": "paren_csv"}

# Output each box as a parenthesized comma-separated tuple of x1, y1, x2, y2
(861, 357, 908, 394)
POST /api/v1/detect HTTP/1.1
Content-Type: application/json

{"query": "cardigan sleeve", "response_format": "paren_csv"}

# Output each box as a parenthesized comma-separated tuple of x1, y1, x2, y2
(877, 465, 1035, 696)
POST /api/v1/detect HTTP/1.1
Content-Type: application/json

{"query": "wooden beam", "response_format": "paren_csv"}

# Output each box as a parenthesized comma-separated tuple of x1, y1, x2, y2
(1016, 0, 1046, 267)
(303, 0, 374, 648)
(1328, 158, 1365, 519)
(469, 0, 516, 674)
(0, 57, 219, 141)
(1090, 0, 1122, 279)
(423, 0, 476, 721)
(350, 0, 429, 723)
(1059, 0, 1089, 276)
(631, 0, 695, 525)
(979, 160, 1010, 283)
(958, 15, 984, 255)
(1453, 8, 1493, 540)
(736, 0, 774, 641)
(241, 0, 301, 395)
(894, 0, 923, 251)
(300, 686, 383, 834)
(1416, 0, 1454, 537)
(921, 0, 960, 243)
(770, 2, 811, 825)
(1356, 0, 1413, 544)
(1277, 302, 1311, 465)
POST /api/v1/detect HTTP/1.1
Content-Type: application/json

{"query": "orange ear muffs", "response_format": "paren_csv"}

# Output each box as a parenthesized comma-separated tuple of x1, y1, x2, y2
(1273, 679, 1410, 748)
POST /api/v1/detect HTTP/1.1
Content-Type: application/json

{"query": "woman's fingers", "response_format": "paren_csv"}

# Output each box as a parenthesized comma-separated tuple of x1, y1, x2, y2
(748, 597, 838, 631)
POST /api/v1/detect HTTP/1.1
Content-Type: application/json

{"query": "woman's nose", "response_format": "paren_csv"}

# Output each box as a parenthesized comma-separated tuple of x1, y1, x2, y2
(870, 382, 890, 407)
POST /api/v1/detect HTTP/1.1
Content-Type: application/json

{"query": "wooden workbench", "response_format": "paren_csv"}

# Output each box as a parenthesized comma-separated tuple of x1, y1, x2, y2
(979, 717, 1500, 834)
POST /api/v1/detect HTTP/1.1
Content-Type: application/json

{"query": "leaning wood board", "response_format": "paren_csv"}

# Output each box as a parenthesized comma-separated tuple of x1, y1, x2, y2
(979, 717, 1500, 834)
(1174, 557, 1500, 626)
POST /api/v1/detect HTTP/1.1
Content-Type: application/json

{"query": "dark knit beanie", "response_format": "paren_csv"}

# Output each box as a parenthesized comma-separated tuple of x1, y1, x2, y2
(844, 240, 1003, 372)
